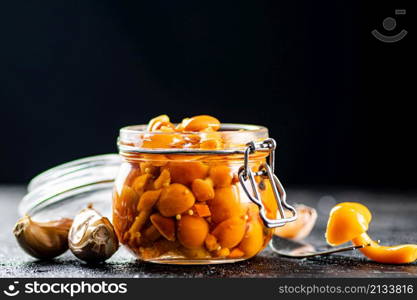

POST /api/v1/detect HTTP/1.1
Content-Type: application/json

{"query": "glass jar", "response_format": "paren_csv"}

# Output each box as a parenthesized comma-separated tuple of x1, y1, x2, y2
(113, 124, 296, 264)
(19, 154, 121, 221)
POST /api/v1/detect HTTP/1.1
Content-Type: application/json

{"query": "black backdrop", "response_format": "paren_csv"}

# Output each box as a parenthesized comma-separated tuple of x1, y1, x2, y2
(0, 1, 414, 188)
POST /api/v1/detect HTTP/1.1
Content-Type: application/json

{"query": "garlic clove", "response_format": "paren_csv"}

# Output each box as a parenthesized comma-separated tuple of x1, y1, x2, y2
(69, 206, 119, 263)
(274, 204, 317, 240)
(13, 215, 72, 259)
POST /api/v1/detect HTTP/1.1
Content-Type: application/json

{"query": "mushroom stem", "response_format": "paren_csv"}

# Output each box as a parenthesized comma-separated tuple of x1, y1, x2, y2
(352, 233, 417, 264)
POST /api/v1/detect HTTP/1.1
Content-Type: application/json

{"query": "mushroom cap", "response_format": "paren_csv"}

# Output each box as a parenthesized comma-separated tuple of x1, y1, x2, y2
(325, 202, 372, 246)
(150, 213, 176, 241)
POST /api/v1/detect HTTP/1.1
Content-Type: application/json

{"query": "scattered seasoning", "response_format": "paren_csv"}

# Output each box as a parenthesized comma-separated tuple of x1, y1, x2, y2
(258, 180, 266, 190)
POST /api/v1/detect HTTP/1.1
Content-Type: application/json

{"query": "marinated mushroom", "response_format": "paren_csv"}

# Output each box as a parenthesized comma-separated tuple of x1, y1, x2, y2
(113, 185, 139, 236)
(212, 217, 246, 249)
(238, 217, 264, 258)
(238, 205, 264, 258)
(147, 114, 173, 132)
(168, 161, 209, 186)
(209, 185, 244, 223)
(325, 202, 371, 246)
(177, 215, 209, 249)
(326, 202, 417, 264)
(150, 213, 176, 241)
(157, 183, 195, 217)
(180, 115, 220, 132)
(154, 169, 171, 189)
(209, 165, 233, 188)
(191, 178, 214, 201)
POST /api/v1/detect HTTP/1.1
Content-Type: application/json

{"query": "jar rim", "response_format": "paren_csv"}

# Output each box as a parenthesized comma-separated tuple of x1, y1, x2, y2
(120, 123, 268, 135)
(118, 123, 270, 154)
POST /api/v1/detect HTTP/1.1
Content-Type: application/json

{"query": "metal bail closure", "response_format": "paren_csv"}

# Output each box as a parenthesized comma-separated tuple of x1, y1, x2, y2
(238, 138, 297, 228)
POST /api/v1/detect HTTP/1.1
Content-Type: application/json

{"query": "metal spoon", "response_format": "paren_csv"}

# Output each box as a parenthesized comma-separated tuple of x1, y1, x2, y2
(270, 236, 368, 258)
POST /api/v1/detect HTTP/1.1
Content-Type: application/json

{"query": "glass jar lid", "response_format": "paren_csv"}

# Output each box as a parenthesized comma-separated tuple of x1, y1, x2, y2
(19, 154, 121, 221)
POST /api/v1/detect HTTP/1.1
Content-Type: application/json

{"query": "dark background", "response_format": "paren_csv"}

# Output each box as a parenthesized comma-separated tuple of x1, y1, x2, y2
(0, 1, 414, 188)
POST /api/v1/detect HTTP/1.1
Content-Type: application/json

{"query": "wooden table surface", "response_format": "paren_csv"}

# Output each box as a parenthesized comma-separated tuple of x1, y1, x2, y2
(1, 185, 416, 278)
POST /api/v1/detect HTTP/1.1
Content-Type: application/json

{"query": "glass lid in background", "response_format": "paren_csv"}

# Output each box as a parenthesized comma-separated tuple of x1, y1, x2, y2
(19, 154, 121, 221)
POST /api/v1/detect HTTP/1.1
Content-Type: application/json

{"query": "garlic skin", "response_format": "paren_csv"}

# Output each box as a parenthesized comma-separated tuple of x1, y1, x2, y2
(274, 204, 317, 240)
(69, 206, 119, 263)
(13, 216, 72, 259)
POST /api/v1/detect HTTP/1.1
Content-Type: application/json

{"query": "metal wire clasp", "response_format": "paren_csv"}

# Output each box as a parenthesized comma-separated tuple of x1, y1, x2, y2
(238, 138, 297, 228)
